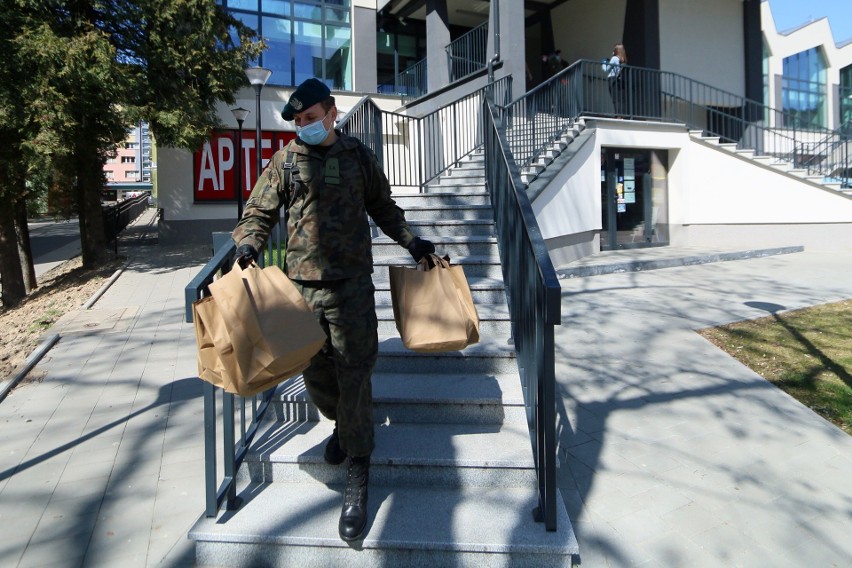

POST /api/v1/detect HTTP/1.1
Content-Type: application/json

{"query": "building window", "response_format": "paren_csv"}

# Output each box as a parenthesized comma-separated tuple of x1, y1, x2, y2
(105, 171, 114, 180)
(121, 156, 136, 164)
(781, 47, 826, 128)
(841, 65, 852, 133)
(127, 170, 139, 179)
(226, 0, 352, 90)
(125, 142, 139, 150)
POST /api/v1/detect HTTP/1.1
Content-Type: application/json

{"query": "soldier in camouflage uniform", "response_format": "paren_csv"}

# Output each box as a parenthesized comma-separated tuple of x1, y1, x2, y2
(231, 78, 435, 542)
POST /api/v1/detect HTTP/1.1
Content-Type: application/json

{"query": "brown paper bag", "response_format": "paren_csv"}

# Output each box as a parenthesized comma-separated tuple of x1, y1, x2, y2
(389, 254, 480, 353)
(192, 261, 326, 396)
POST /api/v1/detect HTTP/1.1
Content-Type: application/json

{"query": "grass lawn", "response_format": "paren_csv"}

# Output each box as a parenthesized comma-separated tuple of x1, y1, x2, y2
(699, 298, 852, 435)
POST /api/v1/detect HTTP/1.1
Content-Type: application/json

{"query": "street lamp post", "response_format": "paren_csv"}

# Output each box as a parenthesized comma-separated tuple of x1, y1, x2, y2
(230, 107, 250, 221)
(245, 67, 272, 182)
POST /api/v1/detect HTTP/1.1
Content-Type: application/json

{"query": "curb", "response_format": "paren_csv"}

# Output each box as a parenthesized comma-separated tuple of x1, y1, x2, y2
(0, 334, 60, 403)
(83, 265, 126, 309)
(557, 246, 805, 279)
(0, 263, 126, 403)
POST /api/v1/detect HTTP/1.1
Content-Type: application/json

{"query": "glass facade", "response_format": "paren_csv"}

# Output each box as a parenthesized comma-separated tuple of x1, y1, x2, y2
(225, 0, 352, 89)
(781, 47, 826, 128)
(841, 65, 852, 132)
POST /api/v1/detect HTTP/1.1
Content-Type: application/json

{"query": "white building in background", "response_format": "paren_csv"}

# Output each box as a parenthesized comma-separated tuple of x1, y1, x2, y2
(154, 0, 851, 258)
(761, 0, 852, 132)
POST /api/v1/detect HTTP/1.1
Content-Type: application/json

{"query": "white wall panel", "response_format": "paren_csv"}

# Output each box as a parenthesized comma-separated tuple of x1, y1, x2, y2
(659, 0, 744, 95)
(550, 0, 628, 65)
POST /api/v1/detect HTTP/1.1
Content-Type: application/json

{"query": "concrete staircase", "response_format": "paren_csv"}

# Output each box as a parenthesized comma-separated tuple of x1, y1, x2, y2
(689, 130, 852, 196)
(188, 149, 579, 566)
(514, 117, 587, 187)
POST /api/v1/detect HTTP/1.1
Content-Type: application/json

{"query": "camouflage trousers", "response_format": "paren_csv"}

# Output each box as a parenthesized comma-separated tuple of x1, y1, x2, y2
(293, 273, 377, 458)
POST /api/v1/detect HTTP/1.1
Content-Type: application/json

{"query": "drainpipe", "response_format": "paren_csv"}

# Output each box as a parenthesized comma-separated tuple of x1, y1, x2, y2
(487, 0, 500, 86)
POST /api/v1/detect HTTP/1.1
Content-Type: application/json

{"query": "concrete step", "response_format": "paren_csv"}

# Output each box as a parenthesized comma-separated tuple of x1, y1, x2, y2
(190, 482, 577, 568)
(239, 420, 536, 487)
(396, 204, 493, 221)
(393, 218, 494, 237)
(390, 192, 491, 207)
(375, 336, 517, 375)
(269, 371, 526, 426)
(372, 235, 497, 258)
(424, 180, 488, 192)
(437, 167, 485, 179)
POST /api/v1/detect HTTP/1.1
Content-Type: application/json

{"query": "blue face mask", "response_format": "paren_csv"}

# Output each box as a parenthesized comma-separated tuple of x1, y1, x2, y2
(296, 113, 330, 145)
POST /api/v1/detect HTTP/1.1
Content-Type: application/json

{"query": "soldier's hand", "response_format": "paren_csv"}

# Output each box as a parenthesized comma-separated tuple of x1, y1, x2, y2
(236, 244, 259, 268)
(407, 237, 435, 263)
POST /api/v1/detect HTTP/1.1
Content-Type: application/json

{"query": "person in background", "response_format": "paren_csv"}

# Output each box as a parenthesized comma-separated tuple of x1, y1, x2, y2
(231, 78, 435, 543)
(603, 43, 628, 117)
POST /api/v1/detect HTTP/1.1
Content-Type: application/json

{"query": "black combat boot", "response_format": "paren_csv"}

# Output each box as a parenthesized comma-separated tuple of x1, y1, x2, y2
(338, 455, 369, 542)
(324, 424, 347, 465)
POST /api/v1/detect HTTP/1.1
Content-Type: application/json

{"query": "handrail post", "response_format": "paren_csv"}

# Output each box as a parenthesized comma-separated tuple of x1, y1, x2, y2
(203, 382, 217, 517)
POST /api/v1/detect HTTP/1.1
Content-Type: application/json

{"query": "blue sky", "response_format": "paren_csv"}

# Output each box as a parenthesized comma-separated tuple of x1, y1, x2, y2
(768, 0, 852, 43)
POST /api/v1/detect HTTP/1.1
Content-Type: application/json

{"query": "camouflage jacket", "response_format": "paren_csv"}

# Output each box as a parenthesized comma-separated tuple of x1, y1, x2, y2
(232, 132, 416, 280)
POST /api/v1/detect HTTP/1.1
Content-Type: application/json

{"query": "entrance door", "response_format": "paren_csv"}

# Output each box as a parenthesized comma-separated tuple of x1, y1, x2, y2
(600, 148, 669, 250)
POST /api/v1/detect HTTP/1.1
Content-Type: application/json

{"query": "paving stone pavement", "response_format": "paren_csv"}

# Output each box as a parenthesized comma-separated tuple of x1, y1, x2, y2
(1, 207, 851, 567)
(555, 249, 852, 568)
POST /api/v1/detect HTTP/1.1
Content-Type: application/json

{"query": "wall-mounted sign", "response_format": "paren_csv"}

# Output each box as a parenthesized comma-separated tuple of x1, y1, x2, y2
(193, 130, 296, 202)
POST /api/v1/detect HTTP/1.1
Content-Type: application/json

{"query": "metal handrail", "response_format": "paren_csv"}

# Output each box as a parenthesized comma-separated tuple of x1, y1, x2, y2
(446, 21, 488, 82)
(185, 232, 284, 517)
(396, 58, 428, 102)
(338, 76, 513, 191)
(102, 194, 149, 251)
(483, 92, 561, 531)
(501, 59, 850, 187)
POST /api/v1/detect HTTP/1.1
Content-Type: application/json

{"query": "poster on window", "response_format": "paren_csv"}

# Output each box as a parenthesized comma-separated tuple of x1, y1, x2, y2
(193, 130, 296, 202)
(624, 180, 636, 203)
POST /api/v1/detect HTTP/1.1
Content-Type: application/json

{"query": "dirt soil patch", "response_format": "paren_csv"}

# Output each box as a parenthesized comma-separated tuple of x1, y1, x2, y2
(0, 256, 124, 382)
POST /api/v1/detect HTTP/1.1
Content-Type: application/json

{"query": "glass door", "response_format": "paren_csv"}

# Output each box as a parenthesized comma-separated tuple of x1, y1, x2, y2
(600, 148, 669, 250)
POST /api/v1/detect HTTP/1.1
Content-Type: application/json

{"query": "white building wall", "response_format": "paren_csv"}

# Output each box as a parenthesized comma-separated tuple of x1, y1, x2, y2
(532, 120, 852, 260)
(550, 0, 627, 65)
(659, 0, 745, 96)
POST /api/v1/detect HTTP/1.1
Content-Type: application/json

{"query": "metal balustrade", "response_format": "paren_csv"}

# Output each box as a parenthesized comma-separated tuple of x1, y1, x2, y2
(102, 194, 149, 250)
(392, 21, 488, 102)
(483, 92, 561, 531)
(447, 21, 488, 82)
(184, 222, 285, 518)
(338, 76, 512, 191)
(502, 60, 850, 187)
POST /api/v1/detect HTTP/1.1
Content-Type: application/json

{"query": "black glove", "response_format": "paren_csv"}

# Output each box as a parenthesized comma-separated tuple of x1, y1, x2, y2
(407, 237, 435, 263)
(235, 244, 258, 268)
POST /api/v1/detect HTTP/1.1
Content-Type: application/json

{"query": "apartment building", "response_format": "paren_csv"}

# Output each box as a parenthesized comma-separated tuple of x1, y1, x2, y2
(104, 121, 153, 200)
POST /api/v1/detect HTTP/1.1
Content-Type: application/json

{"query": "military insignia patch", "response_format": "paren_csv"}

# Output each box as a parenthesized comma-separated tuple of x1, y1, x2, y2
(325, 158, 341, 184)
(291, 96, 303, 110)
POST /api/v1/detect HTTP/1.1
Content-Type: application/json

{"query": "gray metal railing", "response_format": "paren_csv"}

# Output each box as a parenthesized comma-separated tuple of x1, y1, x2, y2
(393, 22, 488, 102)
(338, 76, 513, 190)
(185, 224, 285, 518)
(447, 21, 488, 82)
(502, 59, 850, 187)
(397, 58, 427, 100)
(483, 92, 561, 531)
(102, 194, 149, 251)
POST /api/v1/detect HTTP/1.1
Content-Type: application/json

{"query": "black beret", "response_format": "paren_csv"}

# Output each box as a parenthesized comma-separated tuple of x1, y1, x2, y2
(281, 78, 331, 120)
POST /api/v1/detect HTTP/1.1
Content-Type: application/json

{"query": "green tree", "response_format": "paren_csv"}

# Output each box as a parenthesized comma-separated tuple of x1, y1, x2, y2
(0, 0, 262, 306)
